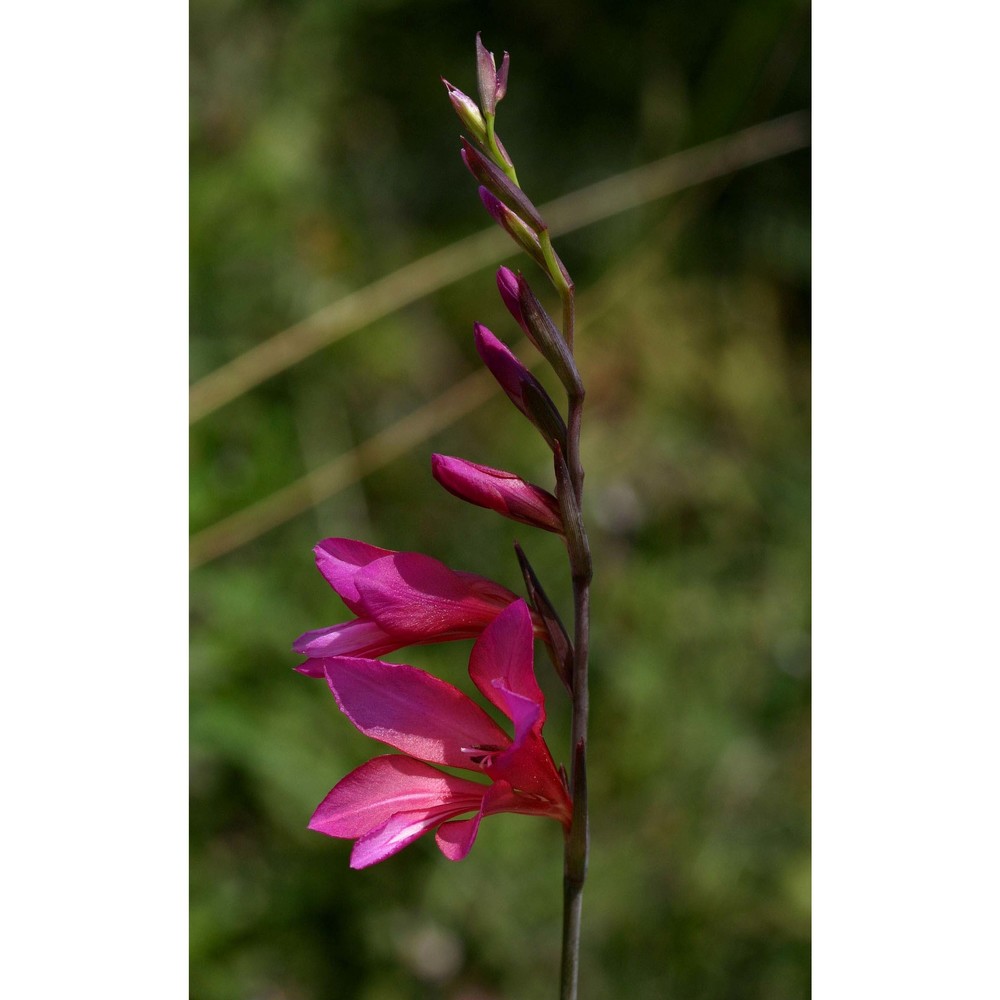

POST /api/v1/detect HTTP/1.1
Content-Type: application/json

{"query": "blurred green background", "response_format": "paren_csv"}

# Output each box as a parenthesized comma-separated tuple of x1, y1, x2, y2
(190, 1, 810, 997)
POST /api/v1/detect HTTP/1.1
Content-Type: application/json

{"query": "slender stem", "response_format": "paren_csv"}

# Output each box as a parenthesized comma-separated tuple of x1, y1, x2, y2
(557, 276, 591, 1000)
(488, 123, 589, 999)
(485, 112, 519, 185)
(561, 565, 590, 1000)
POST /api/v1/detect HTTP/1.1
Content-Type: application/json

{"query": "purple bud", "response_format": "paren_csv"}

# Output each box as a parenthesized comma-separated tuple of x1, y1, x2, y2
(473, 323, 567, 452)
(496, 267, 526, 330)
(514, 541, 574, 691)
(516, 274, 583, 395)
(462, 139, 546, 232)
(475, 32, 498, 115)
(478, 186, 508, 225)
(431, 454, 564, 535)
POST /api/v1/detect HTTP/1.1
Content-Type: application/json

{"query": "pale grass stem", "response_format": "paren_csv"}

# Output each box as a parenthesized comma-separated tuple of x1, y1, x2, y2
(189, 114, 808, 425)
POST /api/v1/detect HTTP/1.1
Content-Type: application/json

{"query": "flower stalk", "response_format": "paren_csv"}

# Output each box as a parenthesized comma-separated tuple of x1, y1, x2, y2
(452, 34, 594, 999)
(297, 34, 594, 1000)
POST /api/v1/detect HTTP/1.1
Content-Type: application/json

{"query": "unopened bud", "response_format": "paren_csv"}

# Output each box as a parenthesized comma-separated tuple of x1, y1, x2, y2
(461, 139, 546, 232)
(431, 454, 564, 535)
(473, 323, 567, 453)
(496, 267, 525, 328)
(475, 32, 510, 115)
(516, 275, 583, 396)
(514, 541, 574, 691)
(442, 79, 486, 145)
(478, 188, 548, 271)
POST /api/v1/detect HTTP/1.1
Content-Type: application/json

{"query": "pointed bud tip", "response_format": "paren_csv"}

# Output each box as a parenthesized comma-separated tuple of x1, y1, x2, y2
(496, 52, 511, 102)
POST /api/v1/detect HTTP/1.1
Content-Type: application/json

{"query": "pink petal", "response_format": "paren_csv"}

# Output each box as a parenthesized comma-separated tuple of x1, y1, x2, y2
(314, 538, 392, 610)
(309, 754, 485, 839)
(355, 551, 516, 637)
(435, 779, 515, 861)
(491, 683, 543, 744)
(294, 659, 326, 678)
(324, 657, 510, 768)
(469, 600, 545, 721)
(434, 814, 484, 862)
(292, 619, 398, 659)
(351, 810, 457, 869)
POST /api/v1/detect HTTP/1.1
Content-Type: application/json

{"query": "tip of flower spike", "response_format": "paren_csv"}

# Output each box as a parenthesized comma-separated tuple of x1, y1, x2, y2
(475, 33, 496, 115)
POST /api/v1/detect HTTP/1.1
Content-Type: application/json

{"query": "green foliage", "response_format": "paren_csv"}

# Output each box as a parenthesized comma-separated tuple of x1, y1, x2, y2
(191, 1, 810, 996)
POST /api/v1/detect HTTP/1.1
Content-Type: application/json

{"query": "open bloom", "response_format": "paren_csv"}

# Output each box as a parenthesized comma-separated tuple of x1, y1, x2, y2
(308, 600, 572, 868)
(293, 538, 546, 675)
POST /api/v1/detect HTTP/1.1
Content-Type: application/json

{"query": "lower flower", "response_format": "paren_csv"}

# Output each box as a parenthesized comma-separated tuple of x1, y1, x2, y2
(307, 600, 572, 868)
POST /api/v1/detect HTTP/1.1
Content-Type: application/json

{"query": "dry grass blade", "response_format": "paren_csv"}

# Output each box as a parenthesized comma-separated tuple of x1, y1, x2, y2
(189, 113, 809, 424)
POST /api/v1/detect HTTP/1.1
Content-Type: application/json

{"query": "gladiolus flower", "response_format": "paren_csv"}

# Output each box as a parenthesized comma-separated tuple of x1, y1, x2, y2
(431, 453, 564, 535)
(293, 538, 546, 675)
(308, 600, 572, 868)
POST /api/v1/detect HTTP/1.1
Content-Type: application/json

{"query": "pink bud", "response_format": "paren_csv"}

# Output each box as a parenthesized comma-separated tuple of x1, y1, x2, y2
(431, 454, 564, 535)
(496, 267, 526, 330)
(473, 323, 567, 453)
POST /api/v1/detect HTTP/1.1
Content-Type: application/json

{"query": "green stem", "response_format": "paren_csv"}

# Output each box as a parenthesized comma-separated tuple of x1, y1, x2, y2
(485, 113, 519, 185)
(539, 230, 575, 351)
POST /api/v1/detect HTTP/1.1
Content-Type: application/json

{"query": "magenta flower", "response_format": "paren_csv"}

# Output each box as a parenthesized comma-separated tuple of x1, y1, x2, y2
(293, 538, 546, 675)
(431, 453, 564, 535)
(309, 600, 572, 868)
